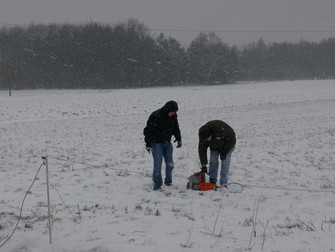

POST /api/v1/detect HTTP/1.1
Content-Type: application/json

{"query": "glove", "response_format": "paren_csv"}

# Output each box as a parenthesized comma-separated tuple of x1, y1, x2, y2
(174, 139, 182, 148)
(145, 144, 152, 154)
(201, 166, 207, 174)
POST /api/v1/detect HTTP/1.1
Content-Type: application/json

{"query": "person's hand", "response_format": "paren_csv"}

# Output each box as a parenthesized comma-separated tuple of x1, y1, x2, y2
(145, 144, 152, 153)
(201, 166, 207, 174)
(174, 139, 182, 148)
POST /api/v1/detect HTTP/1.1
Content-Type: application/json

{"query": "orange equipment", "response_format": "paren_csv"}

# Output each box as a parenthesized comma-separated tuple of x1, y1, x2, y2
(187, 172, 219, 191)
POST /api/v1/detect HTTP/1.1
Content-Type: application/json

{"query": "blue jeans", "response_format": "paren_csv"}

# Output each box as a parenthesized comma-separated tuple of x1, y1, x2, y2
(152, 142, 174, 189)
(208, 147, 235, 186)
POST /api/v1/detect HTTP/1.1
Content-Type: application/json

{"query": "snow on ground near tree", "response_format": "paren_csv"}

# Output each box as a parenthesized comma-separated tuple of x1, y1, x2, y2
(0, 80, 335, 252)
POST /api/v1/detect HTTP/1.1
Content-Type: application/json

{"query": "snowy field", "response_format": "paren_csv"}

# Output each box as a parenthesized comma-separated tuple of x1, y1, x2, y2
(0, 80, 335, 252)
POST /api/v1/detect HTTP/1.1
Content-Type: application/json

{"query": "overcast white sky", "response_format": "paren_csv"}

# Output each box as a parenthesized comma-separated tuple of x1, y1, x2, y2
(1, 0, 334, 47)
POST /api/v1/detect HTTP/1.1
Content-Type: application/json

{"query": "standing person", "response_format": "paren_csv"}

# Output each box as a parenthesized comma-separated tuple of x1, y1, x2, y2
(198, 120, 236, 186)
(143, 101, 182, 190)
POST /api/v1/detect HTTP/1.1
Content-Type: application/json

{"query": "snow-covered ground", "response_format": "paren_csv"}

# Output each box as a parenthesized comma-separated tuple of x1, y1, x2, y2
(0, 80, 334, 252)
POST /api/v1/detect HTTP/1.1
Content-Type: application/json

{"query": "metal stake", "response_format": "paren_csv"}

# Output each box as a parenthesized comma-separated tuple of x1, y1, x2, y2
(43, 156, 52, 244)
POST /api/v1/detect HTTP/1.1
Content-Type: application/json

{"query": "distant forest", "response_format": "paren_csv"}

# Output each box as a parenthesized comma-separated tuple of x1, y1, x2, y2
(1, 18, 334, 89)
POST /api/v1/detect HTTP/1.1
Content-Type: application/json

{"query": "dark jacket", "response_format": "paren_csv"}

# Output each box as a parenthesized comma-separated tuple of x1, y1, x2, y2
(143, 101, 181, 146)
(198, 120, 236, 165)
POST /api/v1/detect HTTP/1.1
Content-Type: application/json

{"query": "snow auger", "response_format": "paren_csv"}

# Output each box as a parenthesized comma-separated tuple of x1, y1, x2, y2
(186, 172, 220, 191)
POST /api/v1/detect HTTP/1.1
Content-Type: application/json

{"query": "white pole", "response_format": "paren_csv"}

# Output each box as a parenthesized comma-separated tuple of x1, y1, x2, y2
(43, 156, 52, 244)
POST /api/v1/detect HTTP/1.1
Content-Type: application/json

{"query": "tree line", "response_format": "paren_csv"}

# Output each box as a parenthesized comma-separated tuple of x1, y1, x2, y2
(0, 18, 334, 89)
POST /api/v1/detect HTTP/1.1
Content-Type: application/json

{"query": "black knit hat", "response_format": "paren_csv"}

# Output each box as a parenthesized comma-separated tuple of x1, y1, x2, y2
(163, 100, 178, 112)
(199, 125, 212, 140)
